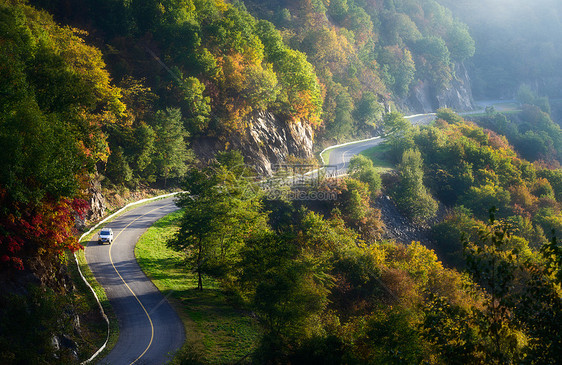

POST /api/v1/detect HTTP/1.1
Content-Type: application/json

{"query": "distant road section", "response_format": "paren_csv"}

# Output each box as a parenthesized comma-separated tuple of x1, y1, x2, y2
(326, 113, 436, 173)
(85, 197, 184, 365)
(325, 99, 519, 174)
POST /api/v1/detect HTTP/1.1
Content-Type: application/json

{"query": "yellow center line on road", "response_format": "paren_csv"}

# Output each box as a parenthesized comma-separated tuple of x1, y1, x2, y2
(108, 205, 165, 365)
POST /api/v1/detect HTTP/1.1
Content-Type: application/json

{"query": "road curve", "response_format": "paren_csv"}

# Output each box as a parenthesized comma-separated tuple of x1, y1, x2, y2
(85, 197, 184, 365)
(327, 113, 436, 172)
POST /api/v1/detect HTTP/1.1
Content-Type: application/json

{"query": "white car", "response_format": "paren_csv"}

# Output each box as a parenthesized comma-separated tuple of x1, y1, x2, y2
(98, 228, 114, 245)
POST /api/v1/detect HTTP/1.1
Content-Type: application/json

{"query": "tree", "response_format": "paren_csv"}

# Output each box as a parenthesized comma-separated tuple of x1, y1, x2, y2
(326, 86, 355, 140)
(430, 206, 483, 268)
(413, 36, 452, 89)
(382, 111, 411, 137)
(180, 77, 211, 134)
(131, 123, 157, 181)
(393, 149, 438, 222)
(348, 154, 382, 194)
(353, 91, 382, 132)
(378, 46, 416, 97)
(104, 146, 133, 186)
(537, 168, 562, 202)
(239, 231, 331, 329)
(463, 210, 526, 363)
(421, 295, 482, 364)
(236, 210, 343, 361)
(0, 2, 121, 271)
(461, 182, 511, 219)
(328, 0, 348, 23)
(169, 151, 266, 289)
(361, 308, 428, 364)
(152, 108, 191, 186)
(437, 108, 462, 124)
(446, 21, 475, 62)
(275, 48, 323, 125)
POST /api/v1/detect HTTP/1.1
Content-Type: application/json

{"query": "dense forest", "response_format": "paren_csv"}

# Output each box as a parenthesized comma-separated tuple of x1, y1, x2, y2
(242, 0, 475, 137)
(1, 0, 561, 363)
(165, 108, 562, 362)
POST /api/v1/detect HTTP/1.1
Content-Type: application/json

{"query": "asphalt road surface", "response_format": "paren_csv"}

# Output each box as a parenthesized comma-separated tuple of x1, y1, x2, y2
(326, 113, 436, 173)
(85, 197, 184, 365)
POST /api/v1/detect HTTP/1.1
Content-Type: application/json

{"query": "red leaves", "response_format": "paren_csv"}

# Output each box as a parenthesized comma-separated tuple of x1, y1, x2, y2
(0, 196, 89, 271)
(72, 198, 89, 220)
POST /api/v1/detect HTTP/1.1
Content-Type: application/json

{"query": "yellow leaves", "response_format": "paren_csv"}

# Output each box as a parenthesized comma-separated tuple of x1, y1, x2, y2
(214, 52, 284, 132)
(508, 184, 537, 215)
(73, 108, 110, 162)
(362, 242, 386, 268)
(304, 26, 354, 72)
(220, 102, 252, 134)
(212, 0, 228, 13)
(221, 53, 246, 91)
(407, 241, 442, 271)
(46, 25, 127, 124)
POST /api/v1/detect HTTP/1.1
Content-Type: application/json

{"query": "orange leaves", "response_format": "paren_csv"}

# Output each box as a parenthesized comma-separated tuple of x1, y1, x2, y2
(213, 52, 283, 133)
(485, 129, 512, 152)
(290, 89, 322, 127)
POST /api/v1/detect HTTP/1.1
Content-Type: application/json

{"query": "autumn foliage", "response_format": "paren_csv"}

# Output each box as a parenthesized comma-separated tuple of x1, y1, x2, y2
(0, 194, 88, 270)
(0, 2, 122, 271)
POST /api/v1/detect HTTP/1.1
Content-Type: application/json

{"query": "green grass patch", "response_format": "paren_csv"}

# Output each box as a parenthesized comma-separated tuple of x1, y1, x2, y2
(320, 148, 332, 164)
(360, 143, 395, 173)
(135, 210, 260, 364)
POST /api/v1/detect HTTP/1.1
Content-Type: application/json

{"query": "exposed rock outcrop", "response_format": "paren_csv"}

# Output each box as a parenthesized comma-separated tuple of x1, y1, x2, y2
(87, 179, 106, 222)
(193, 111, 314, 176)
(406, 62, 475, 113)
(436, 62, 475, 111)
(407, 80, 435, 113)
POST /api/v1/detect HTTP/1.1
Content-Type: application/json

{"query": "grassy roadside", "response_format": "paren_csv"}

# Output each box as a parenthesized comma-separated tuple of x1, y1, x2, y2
(320, 148, 332, 164)
(360, 142, 395, 173)
(134, 210, 260, 364)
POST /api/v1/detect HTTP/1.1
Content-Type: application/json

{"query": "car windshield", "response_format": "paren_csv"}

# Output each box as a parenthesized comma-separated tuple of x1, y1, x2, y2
(100, 229, 111, 235)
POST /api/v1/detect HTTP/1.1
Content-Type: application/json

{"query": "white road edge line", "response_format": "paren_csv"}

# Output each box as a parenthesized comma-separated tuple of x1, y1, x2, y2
(75, 192, 182, 365)
(318, 113, 436, 166)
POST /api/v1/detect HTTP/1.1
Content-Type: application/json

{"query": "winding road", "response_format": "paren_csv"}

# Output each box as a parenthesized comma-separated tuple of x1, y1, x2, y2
(326, 113, 437, 172)
(85, 197, 184, 365)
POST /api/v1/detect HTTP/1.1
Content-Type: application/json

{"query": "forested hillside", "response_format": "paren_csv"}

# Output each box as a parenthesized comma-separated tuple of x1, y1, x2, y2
(0, 0, 479, 274)
(164, 113, 562, 362)
(243, 0, 476, 138)
(31, 0, 477, 145)
(0, 2, 120, 361)
(1, 0, 562, 364)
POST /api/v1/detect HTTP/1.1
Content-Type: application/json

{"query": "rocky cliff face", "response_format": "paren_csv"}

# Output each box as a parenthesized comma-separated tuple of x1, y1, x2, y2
(437, 62, 475, 111)
(87, 179, 106, 222)
(193, 111, 314, 176)
(406, 62, 475, 113)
